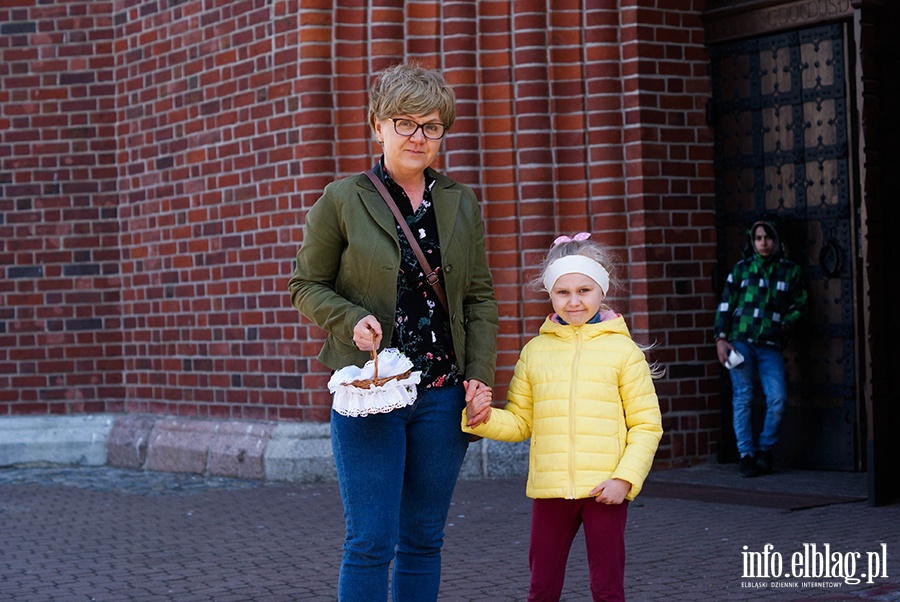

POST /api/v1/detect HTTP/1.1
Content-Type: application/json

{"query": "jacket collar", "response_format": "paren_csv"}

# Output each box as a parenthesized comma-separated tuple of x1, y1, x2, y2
(430, 168, 460, 248)
(358, 162, 461, 246)
(539, 312, 630, 340)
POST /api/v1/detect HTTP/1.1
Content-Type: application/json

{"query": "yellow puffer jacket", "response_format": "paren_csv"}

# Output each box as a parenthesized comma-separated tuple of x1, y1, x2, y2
(462, 314, 663, 501)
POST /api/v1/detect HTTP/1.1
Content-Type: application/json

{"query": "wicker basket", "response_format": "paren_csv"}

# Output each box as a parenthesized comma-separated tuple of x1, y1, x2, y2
(328, 348, 422, 417)
(347, 348, 412, 388)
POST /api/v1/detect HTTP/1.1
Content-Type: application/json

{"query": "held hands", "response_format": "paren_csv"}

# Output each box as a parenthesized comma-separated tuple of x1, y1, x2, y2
(464, 379, 492, 427)
(590, 478, 632, 505)
(353, 316, 382, 351)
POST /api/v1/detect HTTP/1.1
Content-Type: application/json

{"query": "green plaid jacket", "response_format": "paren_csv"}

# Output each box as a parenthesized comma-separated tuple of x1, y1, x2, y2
(713, 254, 808, 348)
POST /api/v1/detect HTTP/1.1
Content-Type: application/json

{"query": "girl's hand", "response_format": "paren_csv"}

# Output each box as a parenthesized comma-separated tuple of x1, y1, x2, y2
(590, 478, 632, 505)
(352, 316, 382, 351)
(464, 379, 492, 427)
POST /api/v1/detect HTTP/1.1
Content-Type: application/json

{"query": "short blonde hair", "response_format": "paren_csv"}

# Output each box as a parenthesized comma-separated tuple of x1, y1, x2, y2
(368, 62, 457, 131)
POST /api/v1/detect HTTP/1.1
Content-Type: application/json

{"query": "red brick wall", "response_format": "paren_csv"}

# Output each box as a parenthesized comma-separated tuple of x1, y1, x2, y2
(617, 2, 719, 464)
(1, 0, 717, 465)
(1, 1, 122, 415)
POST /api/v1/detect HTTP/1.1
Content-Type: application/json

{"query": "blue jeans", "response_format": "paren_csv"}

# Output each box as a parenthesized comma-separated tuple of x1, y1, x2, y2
(729, 340, 787, 457)
(331, 384, 469, 602)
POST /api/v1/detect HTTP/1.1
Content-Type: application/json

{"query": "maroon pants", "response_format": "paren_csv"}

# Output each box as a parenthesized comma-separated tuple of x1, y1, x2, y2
(527, 497, 628, 602)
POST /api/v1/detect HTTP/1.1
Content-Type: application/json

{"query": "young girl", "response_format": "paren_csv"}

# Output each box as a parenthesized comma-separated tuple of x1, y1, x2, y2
(463, 233, 663, 602)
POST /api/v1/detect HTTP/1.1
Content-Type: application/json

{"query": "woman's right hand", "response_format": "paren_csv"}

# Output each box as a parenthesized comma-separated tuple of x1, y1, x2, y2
(352, 315, 383, 351)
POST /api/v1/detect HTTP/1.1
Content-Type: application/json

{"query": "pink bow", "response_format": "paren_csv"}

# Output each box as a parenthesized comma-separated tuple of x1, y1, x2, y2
(553, 232, 591, 246)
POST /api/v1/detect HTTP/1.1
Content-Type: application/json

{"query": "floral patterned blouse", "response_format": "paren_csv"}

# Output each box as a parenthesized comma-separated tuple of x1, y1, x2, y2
(373, 159, 460, 390)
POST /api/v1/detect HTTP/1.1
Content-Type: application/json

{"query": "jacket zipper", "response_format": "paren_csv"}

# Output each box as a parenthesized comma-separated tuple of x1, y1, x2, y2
(567, 327, 581, 499)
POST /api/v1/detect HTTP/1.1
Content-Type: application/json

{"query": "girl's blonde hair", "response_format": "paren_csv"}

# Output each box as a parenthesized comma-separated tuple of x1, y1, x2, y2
(368, 62, 457, 132)
(530, 236, 618, 310)
(533, 234, 665, 379)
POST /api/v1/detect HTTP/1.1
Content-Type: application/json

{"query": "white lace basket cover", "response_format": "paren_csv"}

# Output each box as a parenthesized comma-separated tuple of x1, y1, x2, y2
(328, 348, 422, 417)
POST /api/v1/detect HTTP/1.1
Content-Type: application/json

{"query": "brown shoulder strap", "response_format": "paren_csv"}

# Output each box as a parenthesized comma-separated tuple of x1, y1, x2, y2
(363, 170, 450, 314)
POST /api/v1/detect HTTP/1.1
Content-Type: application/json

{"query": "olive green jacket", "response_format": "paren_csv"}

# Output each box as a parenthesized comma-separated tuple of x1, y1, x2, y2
(288, 169, 499, 386)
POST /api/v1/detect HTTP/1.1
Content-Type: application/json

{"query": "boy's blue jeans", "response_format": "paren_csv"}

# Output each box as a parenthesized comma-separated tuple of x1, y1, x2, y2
(330, 384, 469, 602)
(729, 340, 787, 458)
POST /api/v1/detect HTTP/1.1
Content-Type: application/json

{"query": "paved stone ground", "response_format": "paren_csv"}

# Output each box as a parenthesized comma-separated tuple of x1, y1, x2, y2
(1, 465, 898, 601)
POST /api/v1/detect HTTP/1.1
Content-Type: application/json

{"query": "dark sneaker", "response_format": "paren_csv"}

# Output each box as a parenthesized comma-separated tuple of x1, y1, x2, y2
(739, 454, 759, 478)
(756, 449, 773, 475)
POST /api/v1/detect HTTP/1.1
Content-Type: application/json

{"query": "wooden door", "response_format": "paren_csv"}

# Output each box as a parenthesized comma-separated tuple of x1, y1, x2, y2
(709, 22, 859, 470)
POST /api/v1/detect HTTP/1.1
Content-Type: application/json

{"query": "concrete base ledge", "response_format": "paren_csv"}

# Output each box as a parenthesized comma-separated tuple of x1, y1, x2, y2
(265, 422, 335, 482)
(0, 414, 528, 483)
(0, 415, 114, 467)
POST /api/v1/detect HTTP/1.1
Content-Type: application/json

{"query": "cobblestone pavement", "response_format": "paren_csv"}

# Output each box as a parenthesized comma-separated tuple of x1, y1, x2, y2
(1, 465, 899, 601)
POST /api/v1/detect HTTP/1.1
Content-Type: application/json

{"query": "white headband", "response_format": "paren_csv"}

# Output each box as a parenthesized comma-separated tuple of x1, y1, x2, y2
(542, 255, 610, 294)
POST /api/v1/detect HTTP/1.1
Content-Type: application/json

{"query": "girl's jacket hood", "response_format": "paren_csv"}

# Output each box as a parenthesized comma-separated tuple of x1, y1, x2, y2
(542, 309, 622, 337)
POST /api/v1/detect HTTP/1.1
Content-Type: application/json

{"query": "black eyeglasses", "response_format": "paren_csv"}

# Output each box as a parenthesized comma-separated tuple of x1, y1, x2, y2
(388, 118, 447, 140)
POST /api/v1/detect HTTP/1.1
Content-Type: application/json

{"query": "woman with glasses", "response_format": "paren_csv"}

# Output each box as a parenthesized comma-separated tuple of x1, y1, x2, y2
(288, 62, 498, 602)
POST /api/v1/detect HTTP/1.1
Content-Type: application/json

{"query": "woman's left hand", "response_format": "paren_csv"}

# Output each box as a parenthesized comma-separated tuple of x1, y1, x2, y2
(464, 379, 492, 426)
(590, 478, 632, 505)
